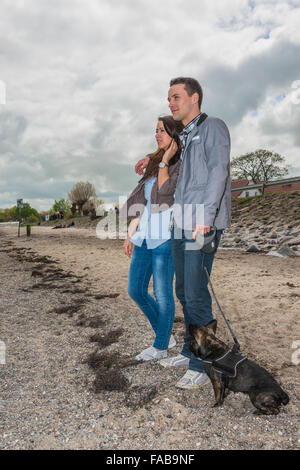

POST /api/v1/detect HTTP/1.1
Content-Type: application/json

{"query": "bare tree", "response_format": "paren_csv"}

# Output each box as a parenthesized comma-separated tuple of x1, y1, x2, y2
(68, 182, 97, 216)
(231, 149, 288, 185)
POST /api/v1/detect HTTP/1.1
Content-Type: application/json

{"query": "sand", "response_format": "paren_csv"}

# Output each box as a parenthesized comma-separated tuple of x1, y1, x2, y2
(0, 225, 299, 450)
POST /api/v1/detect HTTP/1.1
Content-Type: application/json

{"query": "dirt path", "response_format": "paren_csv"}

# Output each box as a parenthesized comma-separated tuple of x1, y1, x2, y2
(0, 227, 299, 450)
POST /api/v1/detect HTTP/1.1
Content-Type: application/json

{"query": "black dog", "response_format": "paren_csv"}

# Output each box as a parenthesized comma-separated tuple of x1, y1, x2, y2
(189, 321, 289, 415)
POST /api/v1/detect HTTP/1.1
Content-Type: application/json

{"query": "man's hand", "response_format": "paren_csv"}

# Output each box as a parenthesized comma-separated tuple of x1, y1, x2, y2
(192, 224, 211, 240)
(135, 156, 150, 175)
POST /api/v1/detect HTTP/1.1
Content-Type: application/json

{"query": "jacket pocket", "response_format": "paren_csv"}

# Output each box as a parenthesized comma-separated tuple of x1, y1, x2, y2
(189, 142, 208, 186)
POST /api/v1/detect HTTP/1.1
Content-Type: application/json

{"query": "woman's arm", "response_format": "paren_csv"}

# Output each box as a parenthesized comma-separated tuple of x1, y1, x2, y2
(128, 217, 140, 238)
(157, 140, 178, 190)
(123, 217, 140, 258)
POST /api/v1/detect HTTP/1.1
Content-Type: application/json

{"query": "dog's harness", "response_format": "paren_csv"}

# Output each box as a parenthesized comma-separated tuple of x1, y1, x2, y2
(203, 349, 247, 378)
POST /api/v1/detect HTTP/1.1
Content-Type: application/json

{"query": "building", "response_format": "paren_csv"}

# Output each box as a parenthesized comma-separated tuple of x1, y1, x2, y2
(231, 179, 262, 198)
(231, 177, 300, 198)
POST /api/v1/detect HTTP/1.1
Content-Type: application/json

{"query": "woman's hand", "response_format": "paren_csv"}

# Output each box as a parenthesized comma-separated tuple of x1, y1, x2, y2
(123, 237, 133, 258)
(123, 217, 139, 257)
(162, 139, 178, 164)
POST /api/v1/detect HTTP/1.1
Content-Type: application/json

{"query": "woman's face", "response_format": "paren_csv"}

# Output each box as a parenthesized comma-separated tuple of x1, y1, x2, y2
(155, 120, 172, 151)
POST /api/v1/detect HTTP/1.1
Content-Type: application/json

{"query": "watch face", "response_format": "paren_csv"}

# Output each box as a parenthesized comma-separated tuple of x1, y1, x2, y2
(159, 162, 166, 168)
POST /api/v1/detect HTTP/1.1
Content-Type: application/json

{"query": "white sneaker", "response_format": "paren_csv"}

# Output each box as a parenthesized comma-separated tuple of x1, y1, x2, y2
(168, 335, 176, 349)
(135, 346, 167, 362)
(159, 354, 190, 368)
(176, 370, 210, 390)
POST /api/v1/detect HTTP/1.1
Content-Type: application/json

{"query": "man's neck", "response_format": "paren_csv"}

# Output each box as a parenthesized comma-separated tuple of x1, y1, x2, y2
(182, 109, 201, 127)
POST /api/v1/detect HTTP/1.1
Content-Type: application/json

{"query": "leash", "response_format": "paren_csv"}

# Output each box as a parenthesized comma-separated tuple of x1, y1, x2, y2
(204, 265, 241, 353)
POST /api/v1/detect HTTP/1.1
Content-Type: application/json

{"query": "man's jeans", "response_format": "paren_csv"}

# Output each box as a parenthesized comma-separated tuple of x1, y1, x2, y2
(171, 227, 222, 373)
(128, 239, 175, 350)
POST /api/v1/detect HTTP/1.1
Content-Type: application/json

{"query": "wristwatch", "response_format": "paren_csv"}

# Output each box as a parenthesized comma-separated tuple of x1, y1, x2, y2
(159, 161, 169, 168)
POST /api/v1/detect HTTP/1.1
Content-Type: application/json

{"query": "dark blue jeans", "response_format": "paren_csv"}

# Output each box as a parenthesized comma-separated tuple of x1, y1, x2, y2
(128, 239, 175, 350)
(171, 227, 222, 372)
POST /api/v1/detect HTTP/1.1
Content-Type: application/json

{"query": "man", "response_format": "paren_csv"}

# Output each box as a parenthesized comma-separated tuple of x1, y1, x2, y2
(135, 77, 231, 389)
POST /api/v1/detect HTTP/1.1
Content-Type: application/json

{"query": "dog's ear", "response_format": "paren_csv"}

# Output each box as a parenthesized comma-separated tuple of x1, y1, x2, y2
(206, 319, 217, 334)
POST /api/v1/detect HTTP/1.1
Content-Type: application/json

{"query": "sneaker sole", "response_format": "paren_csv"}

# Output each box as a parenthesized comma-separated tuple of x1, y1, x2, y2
(159, 359, 190, 368)
(175, 377, 210, 390)
(136, 354, 168, 362)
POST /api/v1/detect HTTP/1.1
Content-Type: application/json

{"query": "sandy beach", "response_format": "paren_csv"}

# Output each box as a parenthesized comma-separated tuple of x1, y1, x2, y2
(0, 225, 299, 450)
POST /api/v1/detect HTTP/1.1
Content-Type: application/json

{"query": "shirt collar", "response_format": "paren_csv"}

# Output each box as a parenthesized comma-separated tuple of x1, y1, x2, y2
(180, 113, 202, 136)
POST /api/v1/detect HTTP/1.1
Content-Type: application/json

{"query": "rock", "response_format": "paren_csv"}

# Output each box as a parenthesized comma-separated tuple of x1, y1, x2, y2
(267, 243, 296, 258)
(287, 238, 300, 246)
(246, 244, 260, 253)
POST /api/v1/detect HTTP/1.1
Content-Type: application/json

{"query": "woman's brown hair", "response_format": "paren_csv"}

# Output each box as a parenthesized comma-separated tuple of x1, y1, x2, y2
(140, 115, 184, 182)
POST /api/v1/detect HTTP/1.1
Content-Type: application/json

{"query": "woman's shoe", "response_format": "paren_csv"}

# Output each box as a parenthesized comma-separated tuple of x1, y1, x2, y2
(135, 346, 167, 362)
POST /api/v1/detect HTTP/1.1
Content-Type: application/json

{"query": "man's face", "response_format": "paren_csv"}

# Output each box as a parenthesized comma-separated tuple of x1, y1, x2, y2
(168, 83, 198, 124)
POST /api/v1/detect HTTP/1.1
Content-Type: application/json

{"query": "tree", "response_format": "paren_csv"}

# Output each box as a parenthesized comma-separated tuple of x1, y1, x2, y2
(68, 182, 97, 216)
(51, 199, 71, 218)
(5, 203, 40, 223)
(231, 149, 288, 184)
(82, 198, 104, 217)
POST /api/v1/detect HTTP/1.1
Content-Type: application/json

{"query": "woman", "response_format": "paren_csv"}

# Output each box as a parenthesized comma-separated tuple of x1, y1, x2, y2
(122, 115, 183, 361)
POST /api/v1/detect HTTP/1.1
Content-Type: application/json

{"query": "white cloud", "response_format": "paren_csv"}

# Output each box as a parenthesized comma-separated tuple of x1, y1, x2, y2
(0, 0, 300, 211)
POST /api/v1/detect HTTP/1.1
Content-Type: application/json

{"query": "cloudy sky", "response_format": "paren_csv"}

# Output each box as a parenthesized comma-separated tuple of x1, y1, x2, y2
(1, 0, 300, 211)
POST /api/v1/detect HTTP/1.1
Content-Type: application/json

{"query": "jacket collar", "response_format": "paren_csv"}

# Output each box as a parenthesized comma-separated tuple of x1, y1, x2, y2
(181, 123, 201, 161)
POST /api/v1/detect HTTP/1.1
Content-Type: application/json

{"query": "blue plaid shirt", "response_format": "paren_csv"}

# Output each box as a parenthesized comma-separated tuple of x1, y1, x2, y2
(179, 113, 201, 159)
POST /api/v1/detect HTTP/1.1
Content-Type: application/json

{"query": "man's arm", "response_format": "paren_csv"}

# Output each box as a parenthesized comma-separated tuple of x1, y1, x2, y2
(202, 118, 230, 226)
(193, 118, 230, 238)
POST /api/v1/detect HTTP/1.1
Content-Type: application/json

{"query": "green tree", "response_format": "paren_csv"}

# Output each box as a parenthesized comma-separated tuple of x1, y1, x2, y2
(51, 199, 71, 218)
(231, 149, 288, 184)
(5, 203, 40, 222)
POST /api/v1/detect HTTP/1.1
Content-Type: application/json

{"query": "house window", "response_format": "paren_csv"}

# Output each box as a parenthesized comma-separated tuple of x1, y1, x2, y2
(245, 191, 249, 197)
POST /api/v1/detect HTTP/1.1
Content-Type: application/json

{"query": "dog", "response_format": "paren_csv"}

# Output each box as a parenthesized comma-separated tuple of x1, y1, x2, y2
(189, 320, 289, 415)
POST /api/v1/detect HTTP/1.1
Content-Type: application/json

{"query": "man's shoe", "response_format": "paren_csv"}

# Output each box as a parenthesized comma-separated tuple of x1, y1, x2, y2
(168, 335, 176, 349)
(175, 370, 210, 389)
(136, 346, 167, 362)
(159, 354, 190, 368)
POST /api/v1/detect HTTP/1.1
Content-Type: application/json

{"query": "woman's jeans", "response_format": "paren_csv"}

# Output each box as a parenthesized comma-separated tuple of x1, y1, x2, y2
(128, 239, 175, 350)
(171, 227, 222, 373)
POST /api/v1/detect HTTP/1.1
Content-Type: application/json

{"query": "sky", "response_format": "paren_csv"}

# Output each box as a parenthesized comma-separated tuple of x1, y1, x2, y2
(1, 0, 300, 211)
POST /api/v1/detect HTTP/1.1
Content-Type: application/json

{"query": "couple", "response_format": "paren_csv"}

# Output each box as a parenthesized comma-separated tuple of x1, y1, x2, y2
(122, 77, 231, 390)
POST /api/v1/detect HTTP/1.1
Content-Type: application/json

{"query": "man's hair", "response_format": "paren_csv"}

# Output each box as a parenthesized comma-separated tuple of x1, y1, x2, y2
(170, 77, 203, 109)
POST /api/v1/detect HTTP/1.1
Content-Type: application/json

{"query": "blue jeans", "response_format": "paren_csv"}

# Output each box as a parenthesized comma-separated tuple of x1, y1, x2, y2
(171, 228, 222, 372)
(128, 239, 175, 350)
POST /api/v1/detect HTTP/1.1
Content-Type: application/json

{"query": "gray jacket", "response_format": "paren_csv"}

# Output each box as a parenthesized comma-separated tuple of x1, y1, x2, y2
(174, 116, 231, 230)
